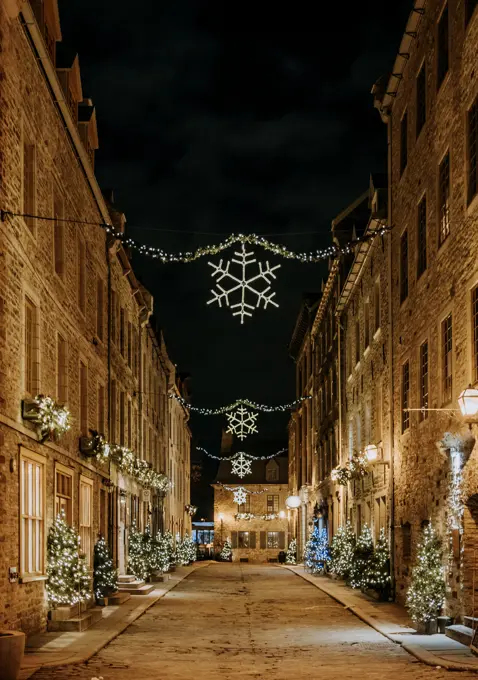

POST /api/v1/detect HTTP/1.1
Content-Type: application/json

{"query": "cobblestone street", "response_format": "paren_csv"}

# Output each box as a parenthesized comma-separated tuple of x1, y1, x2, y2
(31, 564, 478, 680)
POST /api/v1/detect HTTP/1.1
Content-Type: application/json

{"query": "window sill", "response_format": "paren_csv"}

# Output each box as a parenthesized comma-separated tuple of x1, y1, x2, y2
(20, 575, 47, 584)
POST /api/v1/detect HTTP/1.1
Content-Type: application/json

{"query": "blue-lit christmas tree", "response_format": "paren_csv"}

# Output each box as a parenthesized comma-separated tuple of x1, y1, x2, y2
(304, 524, 330, 574)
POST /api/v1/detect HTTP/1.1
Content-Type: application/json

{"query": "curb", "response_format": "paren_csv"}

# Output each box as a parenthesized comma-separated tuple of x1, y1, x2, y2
(282, 565, 478, 673)
(22, 562, 212, 676)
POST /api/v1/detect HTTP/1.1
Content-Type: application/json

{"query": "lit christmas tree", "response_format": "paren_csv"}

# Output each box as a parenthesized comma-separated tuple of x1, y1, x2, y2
(220, 537, 232, 561)
(349, 524, 374, 589)
(151, 533, 170, 574)
(175, 533, 189, 566)
(142, 524, 155, 579)
(406, 523, 445, 624)
(183, 533, 197, 564)
(93, 535, 117, 601)
(46, 513, 91, 607)
(330, 522, 356, 579)
(128, 521, 148, 580)
(365, 528, 391, 597)
(162, 531, 176, 567)
(304, 524, 330, 574)
(286, 538, 297, 565)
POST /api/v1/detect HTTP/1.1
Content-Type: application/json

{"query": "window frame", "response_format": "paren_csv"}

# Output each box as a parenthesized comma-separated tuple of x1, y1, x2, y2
(419, 340, 429, 421)
(79, 475, 94, 568)
(238, 531, 250, 548)
(441, 313, 453, 404)
(400, 229, 409, 304)
(267, 531, 280, 549)
(19, 448, 46, 578)
(79, 359, 88, 435)
(55, 462, 73, 525)
(417, 194, 427, 278)
(401, 360, 410, 433)
(24, 295, 40, 397)
(438, 151, 451, 246)
(56, 331, 68, 404)
(467, 95, 478, 205)
(266, 495, 279, 514)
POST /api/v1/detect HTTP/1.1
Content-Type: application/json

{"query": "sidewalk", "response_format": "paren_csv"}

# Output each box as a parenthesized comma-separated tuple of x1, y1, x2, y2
(284, 565, 478, 672)
(19, 562, 213, 680)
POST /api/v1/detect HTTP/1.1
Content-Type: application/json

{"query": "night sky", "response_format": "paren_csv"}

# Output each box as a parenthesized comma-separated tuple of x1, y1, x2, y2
(60, 1, 411, 517)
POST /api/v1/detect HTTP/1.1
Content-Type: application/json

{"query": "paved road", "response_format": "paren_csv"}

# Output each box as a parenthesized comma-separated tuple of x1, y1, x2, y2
(32, 564, 478, 679)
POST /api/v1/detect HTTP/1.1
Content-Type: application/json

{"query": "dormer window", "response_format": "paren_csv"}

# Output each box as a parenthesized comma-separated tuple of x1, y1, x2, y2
(266, 460, 279, 482)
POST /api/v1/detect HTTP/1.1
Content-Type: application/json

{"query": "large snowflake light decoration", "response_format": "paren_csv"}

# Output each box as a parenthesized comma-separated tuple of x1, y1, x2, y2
(231, 453, 252, 478)
(226, 406, 258, 440)
(232, 487, 248, 505)
(207, 244, 281, 324)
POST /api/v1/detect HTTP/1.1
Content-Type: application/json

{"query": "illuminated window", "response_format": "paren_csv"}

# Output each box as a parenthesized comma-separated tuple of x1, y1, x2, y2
(20, 449, 45, 576)
(55, 465, 72, 524)
(238, 531, 249, 548)
(438, 152, 450, 245)
(266, 495, 279, 513)
(267, 532, 279, 549)
(79, 476, 93, 566)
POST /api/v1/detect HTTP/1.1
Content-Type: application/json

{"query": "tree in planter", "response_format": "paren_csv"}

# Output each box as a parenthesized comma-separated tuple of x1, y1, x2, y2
(330, 522, 355, 579)
(365, 528, 391, 598)
(406, 523, 445, 626)
(46, 513, 91, 607)
(152, 533, 170, 574)
(175, 534, 190, 566)
(93, 535, 117, 602)
(128, 522, 148, 580)
(349, 524, 374, 589)
(286, 538, 297, 565)
(220, 537, 232, 561)
(162, 531, 176, 567)
(304, 524, 330, 574)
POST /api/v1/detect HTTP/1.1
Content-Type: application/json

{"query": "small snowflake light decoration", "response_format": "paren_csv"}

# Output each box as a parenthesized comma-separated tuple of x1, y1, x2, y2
(233, 487, 248, 505)
(226, 406, 258, 440)
(207, 243, 281, 324)
(231, 452, 252, 478)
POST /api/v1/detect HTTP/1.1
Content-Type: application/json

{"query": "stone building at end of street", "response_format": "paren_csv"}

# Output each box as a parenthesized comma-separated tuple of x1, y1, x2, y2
(0, 0, 191, 636)
(288, 0, 478, 623)
(213, 432, 289, 562)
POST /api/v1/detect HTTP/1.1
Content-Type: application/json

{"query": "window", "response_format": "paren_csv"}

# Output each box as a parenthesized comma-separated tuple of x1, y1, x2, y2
(79, 476, 93, 566)
(57, 333, 67, 403)
(400, 230, 409, 303)
(238, 531, 250, 548)
(23, 142, 36, 232)
(110, 379, 117, 442)
(419, 341, 429, 421)
(402, 522, 412, 559)
(55, 465, 72, 524)
(120, 308, 125, 356)
(465, 0, 478, 26)
(238, 495, 251, 513)
(468, 96, 478, 204)
(401, 361, 410, 433)
(417, 195, 427, 277)
(416, 63, 426, 137)
(400, 111, 408, 175)
(20, 449, 45, 576)
(266, 461, 279, 481)
(97, 383, 105, 434)
(127, 322, 132, 367)
(53, 196, 64, 277)
(96, 278, 104, 341)
(364, 299, 370, 348)
(438, 152, 451, 245)
(355, 319, 360, 363)
(111, 290, 117, 344)
(119, 391, 125, 446)
(24, 297, 39, 395)
(437, 4, 449, 89)
(79, 361, 88, 435)
(78, 238, 86, 315)
(374, 497, 387, 543)
(267, 532, 279, 549)
(127, 399, 132, 448)
(442, 313, 453, 403)
(374, 279, 380, 332)
(375, 379, 382, 442)
(473, 287, 478, 383)
(266, 495, 279, 513)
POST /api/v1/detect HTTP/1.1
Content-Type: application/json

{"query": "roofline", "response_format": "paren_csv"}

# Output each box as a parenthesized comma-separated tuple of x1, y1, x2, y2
(377, 1, 426, 117)
(310, 259, 340, 338)
(331, 190, 369, 230)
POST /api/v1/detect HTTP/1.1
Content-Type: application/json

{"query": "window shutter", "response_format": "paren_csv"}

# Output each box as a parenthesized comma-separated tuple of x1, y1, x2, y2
(231, 531, 238, 549)
(249, 531, 256, 549)
(260, 531, 266, 549)
(278, 531, 286, 549)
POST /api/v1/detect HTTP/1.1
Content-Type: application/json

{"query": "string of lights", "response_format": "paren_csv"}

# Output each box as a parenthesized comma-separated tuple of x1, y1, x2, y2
(1, 208, 390, 264)
(216, 483, 268, 495)
(171, 393, 310, 414)
(196, 446, 286, 461)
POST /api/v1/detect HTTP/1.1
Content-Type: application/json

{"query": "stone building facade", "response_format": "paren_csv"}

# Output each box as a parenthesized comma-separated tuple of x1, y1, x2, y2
(372, 0, 478, 615)
(213, 438, 289, 563)
(0, 0, 190, 635)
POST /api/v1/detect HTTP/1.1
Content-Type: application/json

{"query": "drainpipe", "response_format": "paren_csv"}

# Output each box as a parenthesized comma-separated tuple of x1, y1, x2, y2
(386, 110, 396, 599)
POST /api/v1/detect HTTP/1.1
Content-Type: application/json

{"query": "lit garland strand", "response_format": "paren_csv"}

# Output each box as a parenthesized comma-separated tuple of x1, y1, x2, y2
(235, 512, 281, 521)
(1, 209, 390, 263)
(171, 393, 310, 415)
(196, 446, 287, 461)
(216, 483, 268, 494)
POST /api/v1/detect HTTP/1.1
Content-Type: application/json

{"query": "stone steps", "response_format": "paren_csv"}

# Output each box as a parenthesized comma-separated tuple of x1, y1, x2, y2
(102, 591, 131, 606)
(445, 624, 474, 646)
(117, 582, 155, 595)
(47, 607, 103, 632)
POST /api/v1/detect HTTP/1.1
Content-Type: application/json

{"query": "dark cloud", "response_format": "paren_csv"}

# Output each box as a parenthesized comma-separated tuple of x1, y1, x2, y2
(59, 0, 411, 514)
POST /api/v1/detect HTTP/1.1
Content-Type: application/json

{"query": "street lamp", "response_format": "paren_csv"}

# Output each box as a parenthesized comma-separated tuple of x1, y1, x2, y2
(285, 495, 301, 509)
(458, 386, 478, 422)
(364, 444, 379, 463)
